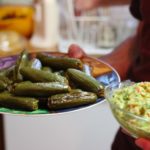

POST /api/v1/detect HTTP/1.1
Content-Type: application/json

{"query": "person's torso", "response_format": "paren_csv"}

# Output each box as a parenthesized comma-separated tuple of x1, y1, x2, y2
(129, 0, 150, 81)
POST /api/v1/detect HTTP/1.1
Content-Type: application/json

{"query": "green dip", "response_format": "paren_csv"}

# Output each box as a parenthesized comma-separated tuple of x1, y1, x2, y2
(109, 82, 150, 138)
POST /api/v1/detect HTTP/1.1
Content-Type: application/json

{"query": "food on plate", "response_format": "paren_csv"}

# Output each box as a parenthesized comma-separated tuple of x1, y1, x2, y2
(67, 68, 104, 97)
(14, 50, 28, 82)
(0, 91, 38, 111)
(20, 67, 69, 83)
(0, 50, 105, 112)
(48, 90, 97, 110)
(106, 81, 150, 138)
(11, 81, 70, 97)
(37, 53, 83, 70)
(0, 80, 7, 92)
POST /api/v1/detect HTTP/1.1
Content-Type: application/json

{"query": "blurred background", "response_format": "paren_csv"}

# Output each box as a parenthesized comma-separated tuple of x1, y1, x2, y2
(58, 0, 138, 55)
(0, 1, 138, 150)
(0, 0, 138, 57)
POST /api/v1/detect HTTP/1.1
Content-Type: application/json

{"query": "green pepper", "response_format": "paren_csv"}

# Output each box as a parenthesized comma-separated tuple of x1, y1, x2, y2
(14, 50, 29, 82)
(12, 81, 71, 97)
(20, 67, 68, 84)
(0, 65, 15, 77)
(67, 69, 104, 97)
(48, 90, 97, 110)
(0, 80, 7, 92)
(42, 67, 53, 72)
(0, 92, 39, 111)
(0, 75, 12, 85)
(37, 53, 83, 70)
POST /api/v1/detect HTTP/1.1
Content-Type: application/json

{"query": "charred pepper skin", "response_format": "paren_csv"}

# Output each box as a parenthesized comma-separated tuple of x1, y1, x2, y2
(0, 75, 12, 85)
(14, 50, 29, 82)
(67, 69, 104, 97)
(48, 90, 97, 110)
(20, 67, 68, 84)
(0, 92, 39, 111)
(0, 75, 12, 92)
(42, 67, 53, 72)
(0, 80, 7, 92)
(12, 81, 71, 97)
(37, 53, 83, 70)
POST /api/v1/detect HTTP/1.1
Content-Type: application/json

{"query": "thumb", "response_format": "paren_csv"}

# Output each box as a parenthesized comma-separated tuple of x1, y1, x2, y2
(135, 138, 150, 150)
(68, 44, 86, 59)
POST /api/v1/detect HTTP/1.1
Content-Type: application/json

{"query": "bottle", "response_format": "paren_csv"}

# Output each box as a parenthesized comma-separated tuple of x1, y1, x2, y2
(30, 0, 60, 50)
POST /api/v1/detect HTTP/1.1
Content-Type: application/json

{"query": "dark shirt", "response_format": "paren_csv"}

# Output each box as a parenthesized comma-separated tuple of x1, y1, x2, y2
(130, 0, 142, 20)
(112, 0, 150, 149)
(129, 0, 150, 82)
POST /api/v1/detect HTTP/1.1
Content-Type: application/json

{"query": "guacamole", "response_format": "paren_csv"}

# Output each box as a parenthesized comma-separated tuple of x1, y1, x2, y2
(111, 82, 150, 119)
(109, 82, 150, 138)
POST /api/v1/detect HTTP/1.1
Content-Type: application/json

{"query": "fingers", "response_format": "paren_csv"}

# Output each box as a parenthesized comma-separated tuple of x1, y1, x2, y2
(68, 44, 86, 59)
(135, 138, 150, 150)
(121, 129, 150, 150)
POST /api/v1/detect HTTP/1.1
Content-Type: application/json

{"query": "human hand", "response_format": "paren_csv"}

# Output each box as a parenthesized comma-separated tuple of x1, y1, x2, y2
(121, 129, 150, 150)
(135, 138, 150, 150)
(68, 44, 86, 58)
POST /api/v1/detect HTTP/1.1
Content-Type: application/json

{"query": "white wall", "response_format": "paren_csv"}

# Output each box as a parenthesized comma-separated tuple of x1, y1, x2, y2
(4, 101, 119, 150)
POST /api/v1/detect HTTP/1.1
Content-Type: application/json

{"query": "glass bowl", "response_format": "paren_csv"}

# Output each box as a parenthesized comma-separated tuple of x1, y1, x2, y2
(105, 81, 150, 139)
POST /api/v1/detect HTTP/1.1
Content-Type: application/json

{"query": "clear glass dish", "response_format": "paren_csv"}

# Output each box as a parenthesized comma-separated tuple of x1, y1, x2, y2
(105, 81, 150, 139)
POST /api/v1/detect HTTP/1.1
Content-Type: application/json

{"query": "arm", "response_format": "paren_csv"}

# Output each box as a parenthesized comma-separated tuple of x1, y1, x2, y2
(68, 35, 137, 80)
(68, 33, 137, 80)
(100, 35, 137, 80)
